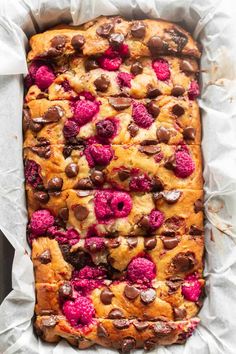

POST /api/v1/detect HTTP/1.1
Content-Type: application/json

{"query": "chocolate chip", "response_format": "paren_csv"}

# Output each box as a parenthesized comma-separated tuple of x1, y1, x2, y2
(144, 338, 156, 351)
(189, 225, 203, 235)
(130, 21, 146, 38)
(164, 216, 185, 232)
(47, 177, 63, 191)
(65, 163, 79, 178)
(146, 101, 160, 118)
(39, 249, 51, 264)
(58, 282, 72, 299)
(33, 106, 64, 124)
(130, 61, 143, 75)
(94, 74, 110, 92)
(139, 215, 150, 229)
(34, 191, 49, 204)
(96, 23, 114, 38)
(58, 207, 69, 222)
(180, 60, 196, 73)
(127, 237, 138, 249)
(173, 307, 187, 320)
(62, 247, 91, 269)
(76, 190, 93, 197)
(118, 169, 130, 181)
(148, 36, 164, 54)
(156, 127, 170, 143)
(124, 284, 140, 300)
(144, 237, 157, 250)
(100, 287, 114, 305)
(71, 35, 85, 50)
(50, 35, 66, 50)
(90, 170, 105, 186)
(171, 85, 185, 97)
(172, 251, 196, 272)
(140, 140, 158, 146)
(162, 190, 182, 204)
(31, 145, 51, 159)
(128, 123, 139, 137)
(172, 104, 185, 117)
(164, 155, 176, 170)
(108, 308, 124, 319)
(121, 337, 136, 353)
(23, 108, 31, 132)
(133, 320, 149, 331)
(73, 205, 89, 221)
(42, 316, 57, 328)
(109, 97, 131, 110)
(166, 276, 183, 293)
(151, 177, 164, 192)
(140, 288, 156, 304)
(74, 177, 93, 189)
(152, 322, 173, 337)
(139, 145, 161, 155)
(162, 236, 179, 249)
(109, 33, 124, 48)
(113, 320, 130, 332)
(108, 238, 121, 248)
(84, 57, 99, 71)
(194, 199, 203, 213)
(147, 86, 162, 99)
(29, 120, 42, 132)
(169, 28, 188, 52)
(183, 127, 196, 140)
(97, 323, 108, 337)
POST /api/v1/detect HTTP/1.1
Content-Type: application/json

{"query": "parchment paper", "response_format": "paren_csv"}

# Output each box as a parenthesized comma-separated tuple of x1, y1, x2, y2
(0, 0, 236, 353)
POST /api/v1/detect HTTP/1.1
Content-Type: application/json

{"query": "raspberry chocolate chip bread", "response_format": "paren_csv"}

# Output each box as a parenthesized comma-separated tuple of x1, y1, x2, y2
(24, 16, 204, 352)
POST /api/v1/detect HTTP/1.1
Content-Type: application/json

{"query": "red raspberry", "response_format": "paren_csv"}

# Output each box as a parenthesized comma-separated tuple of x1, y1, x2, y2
(63, 119, 80, 138)
(127, 257, 156, 285)
(104, 44, 130, 58)
(110, 191, 132, 218)
(97, 55, 122, 71)
(76, 265, 107, 280)
(96, 118, 117, 139)
(28, 61, 44, 78)
(117, 72, 133, 88)
(29, 210, 55, 235)
(188, 80, 200, 100)
(154, 152, 164, 163)
(149, 210, 165, 230)
(174, 150, 195, 178)
(54, 227, 80, 245)
(132, 102, 154, 128)
(94, 190, 132, 220)
(182, 274, 201, 302)
(73, 99, 99, 126)
(152, 59, 170, 81)
(35, 65, 55, 90)
(24, 160, 43, 189)
(63, 296, 95, 327)
(61, 79, 72, 92)
(94, 190, 114, 221)
(85, 237, 105, 252)
(129, 174, 152, 192)
(84, 145, 113, 167)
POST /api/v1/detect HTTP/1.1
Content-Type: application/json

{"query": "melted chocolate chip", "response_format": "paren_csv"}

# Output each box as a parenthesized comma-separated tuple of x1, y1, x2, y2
(164, 216, 185, 232)
(194, 199, 203, 213)
(172, 251, 196, 272)
(183, 127, 196, 140)
(139, 145, 161, 155)
(96, 23, 114, 38)
(151, 177, 164, 192)
(29, 120, 42, 132)
(139, 215, 150, 229)
(42, 316, 58, 328)
(121, 337, 136, 353)
(47, 177, 63, 191)
(180, 60, 196, 73)
(130, 61, 143, 75)
(94, 74, 110, 92)
(169, 28, 188, 52)
(50, 35, 66, 50)
(146, 101, 160, 118)
(39, 249, 51, 264)
(127, 237, 138, 249)
(152, 322, 173, 337)
(97, 323, 108, 337)
(171, 85, 185, 97)
(140, 140, 158, 146)
(58, 207, 69, 222)
(113, 319, 130, 330)
(162, 236, 179, 249)
(118, 169, 130, 181)
(23, 108, 31, 132)
(108, 308, 124, 319)
(84, 57, 99, 71)
(65, 163, 79, 178)
(73, 205, 89, 221)
(172, 104, 185, 117)
(133, 320, 149, 331)
(61, 247, 91, 269)
(128, 123, 139, 137)
(156, 127, 170, 143)
(124, 284, 140, 300)
(71, 35, 85, 50)
(31, 145, 51, 159)
(108, 238, 121, 248)
(173, 307, 187, 320)
(74, 177, 93, 189)
(130, 21, 146, 38)
(91, 170, 105, 186)
(140, 288, 156, 304)
(144, 338, 156, 351)
(164, 155, 176, 170)
(144, 237, 157, 250)
(34, 191, 49, 204)
(148, 36, 164, 54)
(109, 33, 124, 48)
(33, 106, 64, 124)
(147, 86, 162, 98)
(109, 97, 131, 110)
(162, 190, 182, 204)
(166, 276, 183, 293)
(189, 225, 203, 235)
(100, 288, 114, 305)
(58, 282, 72, 299)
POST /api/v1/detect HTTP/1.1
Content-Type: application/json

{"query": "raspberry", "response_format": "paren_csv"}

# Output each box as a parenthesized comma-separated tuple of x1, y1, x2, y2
(129, 174, 152, 192)
(154, 152, 164, 163)
(54, 227, 80, 245)
(63, 296, 95, 327)
(152, 59, 170, 81)
(24, 160, 43, 189)
(73, 99, 99, 126)
(182, 274, 201, 302)
(34, 65, 55, 90)
(94, 190, 114, 221)
(63, 119, 80, 138)
(61, 79, 72, 92)
(188, 81, 200, 100)
(110, 191, 132, 218)
(105, 44, 130, 58)
(117, 72, 133, 88)
(72, 279, 102, 295)
(127, 257, 156, 285)
(132, 102, 154, 128)
(78, 91, 96, 101)
(75, 266, 107, 280)
(174, 150, 195, 178)
(85, 237, 105, 252)
(97, 55, 122, 71)
(84, 145, 113, 167)
(96, 118, 117, 139)
(149, 210, 165, 230)
(28, 61, 44, 78)
(29, 210, 55, 235)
